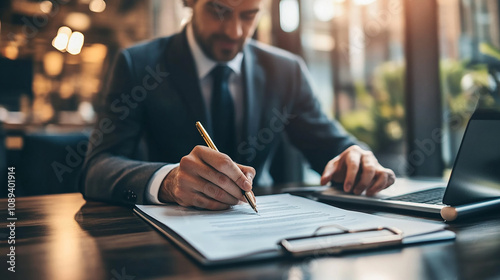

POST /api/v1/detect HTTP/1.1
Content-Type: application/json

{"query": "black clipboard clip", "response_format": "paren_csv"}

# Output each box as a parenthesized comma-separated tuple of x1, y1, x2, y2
(279, 224, 404, 257)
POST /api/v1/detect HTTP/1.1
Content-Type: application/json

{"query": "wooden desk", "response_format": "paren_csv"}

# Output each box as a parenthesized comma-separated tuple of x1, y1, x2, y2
(1, 192, 500, 280)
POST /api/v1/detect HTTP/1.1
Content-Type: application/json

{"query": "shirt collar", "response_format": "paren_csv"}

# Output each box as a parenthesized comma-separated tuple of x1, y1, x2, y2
(187, 23, 243, 79)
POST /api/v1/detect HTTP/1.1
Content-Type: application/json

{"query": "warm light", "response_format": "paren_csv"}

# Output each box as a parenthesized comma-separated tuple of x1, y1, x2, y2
(81, 44, 108, 63)
(89, 0, 106, 13)
(58, 26, 73, 37)
(304, 33, 335, 52)
(353, 0, 376, 5)
(53, 26, 88, 54)
(67, 32, 84, 55)
(65, 13, 91, 31)
(43, 51, 64, 76)
(280, 0, 300, 33)
(52, 33, 69, 51)
(43, 196, 101, 280)
(33, 74, 51, 96)
(40, 1, 53, 13)
(59, 78, 75, 98)
(4, 44, 19, 60)
(32, 98, 55, 123)
(314, 0, 335, 22)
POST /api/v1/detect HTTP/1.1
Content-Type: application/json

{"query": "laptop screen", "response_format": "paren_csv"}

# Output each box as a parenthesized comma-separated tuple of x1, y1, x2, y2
(443, 109, 500, 206)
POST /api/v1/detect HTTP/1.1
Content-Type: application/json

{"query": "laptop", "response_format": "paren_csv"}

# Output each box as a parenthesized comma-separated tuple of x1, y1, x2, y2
(316, 108, 500, 215)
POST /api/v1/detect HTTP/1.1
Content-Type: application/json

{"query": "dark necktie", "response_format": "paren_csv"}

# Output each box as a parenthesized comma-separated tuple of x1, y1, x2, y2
(210, 64, 236, 158)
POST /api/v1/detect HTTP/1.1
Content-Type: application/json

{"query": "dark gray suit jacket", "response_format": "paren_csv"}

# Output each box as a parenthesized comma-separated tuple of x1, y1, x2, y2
(80, 30, 358, 206)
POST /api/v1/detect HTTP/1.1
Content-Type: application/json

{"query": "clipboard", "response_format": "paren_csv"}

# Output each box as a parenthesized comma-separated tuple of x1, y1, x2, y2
(134, 194, 456, 266)
(135, 208, 405, 265)
(134, 207, 281, 266)
(279, 224, 403, 257)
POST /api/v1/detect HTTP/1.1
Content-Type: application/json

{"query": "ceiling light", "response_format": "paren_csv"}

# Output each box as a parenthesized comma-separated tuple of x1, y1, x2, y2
(280, 0, 300, 33)
(67, 32, 85, 55)
(89, 0, 106, 13)
(353, 0, 376, 6)
(64, 13, 91, 31)
(40, 1, 53, 13)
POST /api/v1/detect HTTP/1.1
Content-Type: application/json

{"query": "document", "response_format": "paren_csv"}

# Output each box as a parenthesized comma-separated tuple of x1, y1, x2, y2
(135, 194, 450, 264)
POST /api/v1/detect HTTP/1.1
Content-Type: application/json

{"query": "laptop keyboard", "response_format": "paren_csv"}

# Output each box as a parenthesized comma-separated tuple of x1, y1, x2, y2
(385, 188, 446, 205)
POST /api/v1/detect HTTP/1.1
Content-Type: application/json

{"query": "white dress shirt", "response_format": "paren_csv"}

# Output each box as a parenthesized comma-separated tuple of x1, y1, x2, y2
(145, 24, 244, 204)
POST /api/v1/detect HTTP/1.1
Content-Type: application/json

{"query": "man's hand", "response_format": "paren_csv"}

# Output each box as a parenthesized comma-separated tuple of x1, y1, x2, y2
(320, 145, 396, 196)
(158, 146, 256, 210)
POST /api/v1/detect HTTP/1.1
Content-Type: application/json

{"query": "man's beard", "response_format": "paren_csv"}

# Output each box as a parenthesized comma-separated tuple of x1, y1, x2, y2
(192, 19, 244, 61)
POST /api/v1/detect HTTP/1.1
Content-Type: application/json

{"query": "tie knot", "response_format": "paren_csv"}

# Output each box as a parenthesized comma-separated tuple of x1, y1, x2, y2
(211, 64, 232, 82)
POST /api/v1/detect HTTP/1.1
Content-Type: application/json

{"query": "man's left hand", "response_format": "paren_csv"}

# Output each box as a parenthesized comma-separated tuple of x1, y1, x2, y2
(320, 145, 396, 196)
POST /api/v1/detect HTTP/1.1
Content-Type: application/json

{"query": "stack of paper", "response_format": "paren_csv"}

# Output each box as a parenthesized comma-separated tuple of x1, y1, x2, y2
(135, 194, 454, 265)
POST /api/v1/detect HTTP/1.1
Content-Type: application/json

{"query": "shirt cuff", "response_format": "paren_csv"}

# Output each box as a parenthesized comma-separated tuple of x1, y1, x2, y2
(145, 163, 180, 204)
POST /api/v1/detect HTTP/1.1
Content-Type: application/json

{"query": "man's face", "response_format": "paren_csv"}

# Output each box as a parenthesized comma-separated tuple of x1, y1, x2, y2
(188, 0, 263, 62)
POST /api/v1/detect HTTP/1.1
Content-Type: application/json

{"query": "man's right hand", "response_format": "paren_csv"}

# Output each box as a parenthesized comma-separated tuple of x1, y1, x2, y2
(158, 146, 256, 210)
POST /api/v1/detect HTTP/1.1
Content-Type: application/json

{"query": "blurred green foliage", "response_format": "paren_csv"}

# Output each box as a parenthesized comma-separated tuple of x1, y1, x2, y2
(340, 61, 405, 152)
(340, 57, 494, 153)
(440, 59, 492, 127)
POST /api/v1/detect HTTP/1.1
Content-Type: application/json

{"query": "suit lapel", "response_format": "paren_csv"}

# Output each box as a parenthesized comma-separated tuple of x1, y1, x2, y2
(239, 43, 265, 164)
(165, 30, 210, 132)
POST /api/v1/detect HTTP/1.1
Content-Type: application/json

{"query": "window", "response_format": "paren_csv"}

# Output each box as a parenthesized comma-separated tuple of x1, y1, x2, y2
(300, 0, 407, 174)
(439, 0, 500, 168)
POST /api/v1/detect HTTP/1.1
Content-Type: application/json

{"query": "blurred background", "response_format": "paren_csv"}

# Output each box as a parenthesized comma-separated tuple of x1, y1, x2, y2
(1, 0, 500, 196)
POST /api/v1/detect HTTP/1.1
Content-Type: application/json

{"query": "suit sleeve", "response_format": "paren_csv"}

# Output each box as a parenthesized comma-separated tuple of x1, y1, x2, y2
(285, 57, 362, 174)
(79, 50, 165, 206)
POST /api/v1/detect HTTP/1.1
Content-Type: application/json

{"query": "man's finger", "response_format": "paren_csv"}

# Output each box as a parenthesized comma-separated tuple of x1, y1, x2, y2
(179, 149, 244, 202)
(343, 152, 361, 192)
(201, 179, 240, 205)
(387, 170, 396, 186)
(365, 173, 389, 196)
(191, 193, 231, 210)
(237, 164, 257, 203)
(330, 159, 346, 183)
(196, 164, 246, 202)
(320, 159, 335, 185)
(197, 147, 252, 192)
(352, 154, 377, 195)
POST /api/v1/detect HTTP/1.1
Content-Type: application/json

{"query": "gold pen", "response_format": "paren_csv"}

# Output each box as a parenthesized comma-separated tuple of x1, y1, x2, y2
(195, 121, 258, 213)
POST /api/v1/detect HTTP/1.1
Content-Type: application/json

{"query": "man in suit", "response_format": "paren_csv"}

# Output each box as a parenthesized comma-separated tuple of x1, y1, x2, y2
(80, 0, 396, 208)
